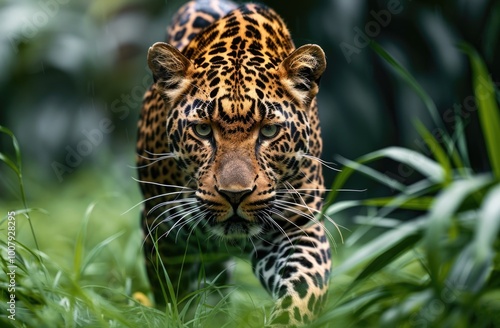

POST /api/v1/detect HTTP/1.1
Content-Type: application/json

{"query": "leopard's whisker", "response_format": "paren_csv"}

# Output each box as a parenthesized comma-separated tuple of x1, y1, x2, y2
(186, 207, 210, 239)
(268, 208, 309, 241)
(272, 201, 317, 222)
(173, 209, 209, 243)
(171, 208, 211, 242)
(273, 199, 343, 244)
(275, 190, 324, 200)
(133, 177, 195, 190)
(156, 204, 206, 240)
(158, 211, 199, 242)
(261, 212, 295, 248)
(133, 154, 176, 169)
(144, 150, 175, 157)
(302, 154, 342, 172)
(271, 201, 336, 247)
(149, 201, 199, 233)
(143, 202, 199, 247)
(283, 181, 317, 221)
(123, 185, 195, 215)
(148, 197, 197, 216)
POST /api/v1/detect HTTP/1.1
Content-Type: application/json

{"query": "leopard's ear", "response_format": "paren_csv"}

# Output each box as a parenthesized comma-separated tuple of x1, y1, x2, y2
(279, 44, 326, 108)
(148, 42, 193, 103)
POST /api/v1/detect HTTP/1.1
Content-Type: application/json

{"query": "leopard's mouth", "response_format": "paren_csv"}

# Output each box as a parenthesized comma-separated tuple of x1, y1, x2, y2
(209, 215, 263, 239)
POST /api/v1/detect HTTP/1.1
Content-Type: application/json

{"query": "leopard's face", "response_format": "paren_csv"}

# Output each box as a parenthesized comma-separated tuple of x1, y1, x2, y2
(164, 76, 313, 238)
(146, 5, 325, 239)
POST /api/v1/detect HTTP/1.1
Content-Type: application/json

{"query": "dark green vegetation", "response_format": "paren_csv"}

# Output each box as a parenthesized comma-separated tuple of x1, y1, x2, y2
(1, 0, 499, 327)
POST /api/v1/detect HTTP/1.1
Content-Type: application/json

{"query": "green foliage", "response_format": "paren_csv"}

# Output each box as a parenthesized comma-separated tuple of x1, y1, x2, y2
(459, 43, 500, 179)
(0, 214, 166, 328)
(315, 44, 500, 327)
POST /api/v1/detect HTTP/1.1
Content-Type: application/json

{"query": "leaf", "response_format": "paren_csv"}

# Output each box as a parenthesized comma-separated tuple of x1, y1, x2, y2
(362, 196, 434, 210)
(424, 175, 493, 284)
(311, 288, 390, 327)
(81, 231, 125, 275)
(446, 244, 490, 294)
(414, 120, 452, 184)
(452, 182, 500, 293)
(362, 147, 445, 183)
(324, 200, 360, 217)
(324, 146, 443, 209)
(345, 233, 421, 294)
(380, 289, 434, 325)
(0, 125, 22, 171)
(459, 43, 500, 179)
(370, 42, 441, 129)
(336, 155, 406, 191)
(0, 152, 20, 175)
(332, 217, 427, 277)
(450, 109, 471, 174)
(0, 125, 42, 257)
(475, 183, 500, 258)
(73, 202, 97, 280)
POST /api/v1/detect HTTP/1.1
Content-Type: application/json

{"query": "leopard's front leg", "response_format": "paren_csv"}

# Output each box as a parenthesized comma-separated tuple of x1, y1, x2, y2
(253, 223, 331, 327)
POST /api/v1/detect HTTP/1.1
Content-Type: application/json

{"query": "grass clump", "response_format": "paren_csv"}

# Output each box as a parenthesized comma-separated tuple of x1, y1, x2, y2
(312, 42, 500, 327)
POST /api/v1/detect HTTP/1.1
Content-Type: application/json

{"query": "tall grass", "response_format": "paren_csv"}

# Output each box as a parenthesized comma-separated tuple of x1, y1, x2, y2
(312, 42, 500, 327)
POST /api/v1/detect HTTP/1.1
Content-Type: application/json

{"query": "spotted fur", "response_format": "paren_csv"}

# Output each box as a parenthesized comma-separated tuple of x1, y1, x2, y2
(137, 1, 331, 326)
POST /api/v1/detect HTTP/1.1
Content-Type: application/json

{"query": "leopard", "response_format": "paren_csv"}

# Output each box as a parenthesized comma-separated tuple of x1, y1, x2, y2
(136, 0, 331, 326)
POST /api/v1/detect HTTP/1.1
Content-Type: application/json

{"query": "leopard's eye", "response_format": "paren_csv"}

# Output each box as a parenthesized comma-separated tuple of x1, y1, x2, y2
(260, 124, 280, 139)
(194, 123, 212, 138)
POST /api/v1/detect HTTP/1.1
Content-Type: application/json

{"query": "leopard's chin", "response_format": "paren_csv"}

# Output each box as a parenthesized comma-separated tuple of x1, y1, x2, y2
(210, 215, 263, 239)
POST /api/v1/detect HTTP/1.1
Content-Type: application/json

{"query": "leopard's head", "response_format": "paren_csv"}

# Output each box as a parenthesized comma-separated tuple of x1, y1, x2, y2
(147, 39, 325, 238)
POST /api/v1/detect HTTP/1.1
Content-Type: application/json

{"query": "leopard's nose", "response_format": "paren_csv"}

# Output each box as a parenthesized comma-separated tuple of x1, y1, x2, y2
(218, 187, 253, 206)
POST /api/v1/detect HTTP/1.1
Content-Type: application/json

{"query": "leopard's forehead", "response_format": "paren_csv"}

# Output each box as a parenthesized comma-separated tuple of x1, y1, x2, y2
(183, 4, 294, 61)
(179, 4, 295, 129)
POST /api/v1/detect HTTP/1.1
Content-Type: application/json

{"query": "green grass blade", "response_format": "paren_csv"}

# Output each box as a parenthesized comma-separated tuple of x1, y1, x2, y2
(0, 208, 47, 227)
(73, 202, 96, 280)
(380, 289, 434, 326)
(0, 152, 20, 176)
(451, 108, 471, 173)
(362, 196, 434, 210)
(447, 244, 490, 294)
(358, 147, 445, 183)
(324, 200, 360, 217)
(81, 231, 125, 275)
(459, 43, 500, 180)
(424, 175, 492, 285)
(332, 217, 426, 277)
(371, 42, 463, 164)
(345, 233, 421, 294)
(475, 183, 500, 260)
(370, 42, 441, 129)
(324, 147, 443, 217)
(312, 288, 390, 327)
(0, 125, 42, 258)
(0, 126, 22, 170)
(336, 155, 406, 191)
(414, 120, 452, 184)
